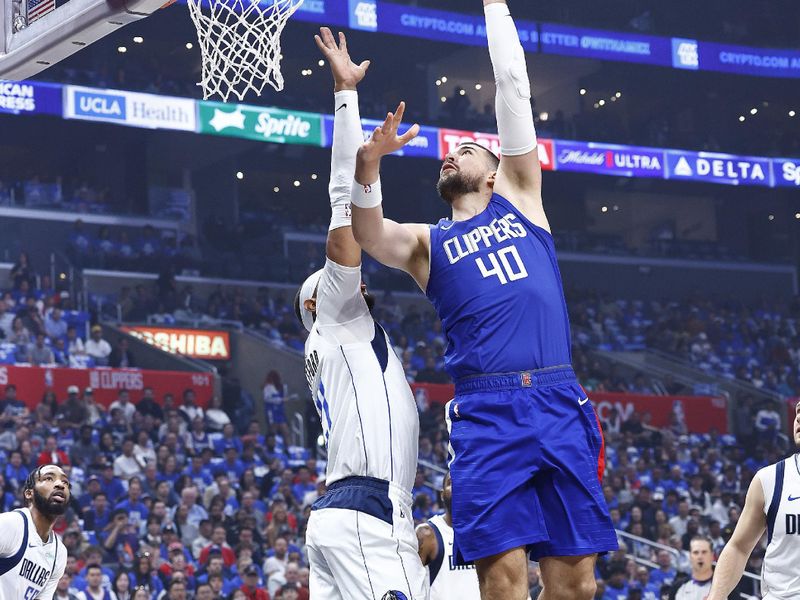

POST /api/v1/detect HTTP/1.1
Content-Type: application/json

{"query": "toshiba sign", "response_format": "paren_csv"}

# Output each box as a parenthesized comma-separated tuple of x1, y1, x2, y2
(122, 327, 231, 360)
(438, 128, 554, 171)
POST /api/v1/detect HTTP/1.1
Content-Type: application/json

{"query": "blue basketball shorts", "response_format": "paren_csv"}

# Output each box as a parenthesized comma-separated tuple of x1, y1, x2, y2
(445, 366, 618, 563)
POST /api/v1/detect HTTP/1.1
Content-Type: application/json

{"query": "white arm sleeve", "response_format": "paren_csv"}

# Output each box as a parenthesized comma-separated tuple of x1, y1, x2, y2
(0, 511, 24, 557)
(329, 90, 363, 231)
(484, 3, 538, 157)
(315, 258, 373, 343)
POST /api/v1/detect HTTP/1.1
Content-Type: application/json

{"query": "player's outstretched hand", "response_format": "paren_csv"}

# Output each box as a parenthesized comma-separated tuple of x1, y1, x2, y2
(314, 27, 370, 92)
(359, 102, 420, 162)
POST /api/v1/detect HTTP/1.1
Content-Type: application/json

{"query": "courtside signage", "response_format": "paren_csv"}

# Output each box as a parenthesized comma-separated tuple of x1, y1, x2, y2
(0, 80, 62, 116)
(540, 23, 672, 66)
(700, 41, 800, 79)
(437, 127, 553, 171)
(121, 326, 231, 360)
(322, 116, 439, 158)
(774, 159, 800, 188)
(293, 0, 348, 26)
(65, 86, 195, 131)
(378, 2, 538, 51)
(198, 102, 324, 146)
(665, 150, 773, 187)
(348, 0, 377, 31)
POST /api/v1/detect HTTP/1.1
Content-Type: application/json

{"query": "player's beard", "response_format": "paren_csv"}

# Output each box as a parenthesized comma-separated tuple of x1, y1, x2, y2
(33, 488, 68, 516)
(442, 490, 452, 517)
(436, 170, 483, 205)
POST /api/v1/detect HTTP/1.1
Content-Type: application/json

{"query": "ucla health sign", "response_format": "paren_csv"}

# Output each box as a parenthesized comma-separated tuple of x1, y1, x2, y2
(0, 80, 62, 116)
(665, 151, 773, 187)
(65, 86, 196, 131)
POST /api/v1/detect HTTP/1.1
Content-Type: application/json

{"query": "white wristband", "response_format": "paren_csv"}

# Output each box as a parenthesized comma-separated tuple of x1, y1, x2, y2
(329, 203, 352, 231)
(350, 178, 382, 209)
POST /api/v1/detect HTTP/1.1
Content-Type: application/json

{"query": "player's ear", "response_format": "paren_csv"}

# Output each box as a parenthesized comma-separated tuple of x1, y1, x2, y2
(487, 171, 497, 189)
(303, 298, 317, 314)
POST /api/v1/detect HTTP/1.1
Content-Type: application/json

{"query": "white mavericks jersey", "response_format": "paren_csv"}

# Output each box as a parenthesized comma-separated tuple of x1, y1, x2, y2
(426, 514, 480, 600)
(0, 508, 66, 600)
(304, 258, 419, 493)
(760, 454, 800, 599)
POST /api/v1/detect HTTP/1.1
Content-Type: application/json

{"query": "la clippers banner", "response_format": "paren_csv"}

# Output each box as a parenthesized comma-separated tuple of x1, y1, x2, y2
(411, 384, 727, 434)
(121, 326, 231, 360)
(0, 365, 214, 408)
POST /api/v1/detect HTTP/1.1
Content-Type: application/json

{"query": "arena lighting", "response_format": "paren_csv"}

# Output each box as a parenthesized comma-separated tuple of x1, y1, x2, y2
(579, 88, 587, 95)
(475, 84, 482, 90)
(790, 110, 797, 117)
(598, 99, 606, 106)
(613, 205, 620, 211)
(273, 187, 280, 193)
(59, 273, 66, 280)
(539, 112, 549, 121)
(117, 46, 127, 53)
(795, 213, 800, 219)
(615, 92, 622, 98)
(593, 103, 599, 109)
(185, 42, 193, 49)
(441, 76, 448, 83)
(459, 89, 466, 96)
(236, 171, 244, 180)
(768, 214, 775, 221)
(750, 108, 758, 115)
(601, 206, 608, 213)
(293, 180, 301, 187)
(435, 79, 442, 86)
(441, 97, 447, 103)
(311, 174, 318, 180)
(133, 36, 143, 43)
(610, 97, 617, 102)
(739, 116, 746, 122)
(318, 59, 324, 67)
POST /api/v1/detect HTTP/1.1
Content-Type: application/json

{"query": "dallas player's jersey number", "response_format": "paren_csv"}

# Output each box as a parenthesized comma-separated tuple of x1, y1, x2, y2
(476, 246, 528, 285)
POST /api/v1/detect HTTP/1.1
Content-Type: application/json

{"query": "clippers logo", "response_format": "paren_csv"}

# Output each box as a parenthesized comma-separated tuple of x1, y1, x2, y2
(672, 38, 699, 70)
(521, 372, 532, 387)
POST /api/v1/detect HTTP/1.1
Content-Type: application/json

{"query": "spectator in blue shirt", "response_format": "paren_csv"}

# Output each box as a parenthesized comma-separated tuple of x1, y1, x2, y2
(115, 477, 150, 530)
(213, 423, 243, 455)
(602, 565, 629, 600)
(221, 447, 245, 482)
(99, 464, 126, 503)
(84, 491, 112, 535)
(45, 307, 68, 340)
(183, 454, 213, 492)
(4, 449, 28, 489)
(290, 468, 315, 504)
(411, 470, 436, 505)
(648, 550, 677, 588)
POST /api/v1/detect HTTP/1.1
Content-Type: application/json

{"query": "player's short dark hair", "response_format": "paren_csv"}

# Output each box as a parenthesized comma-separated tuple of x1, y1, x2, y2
(23, 467, 43, 502)
(458, 142, 500, 171)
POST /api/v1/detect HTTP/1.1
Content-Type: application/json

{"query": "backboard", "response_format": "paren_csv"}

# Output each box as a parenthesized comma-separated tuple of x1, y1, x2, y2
(1, 0, 167, 80)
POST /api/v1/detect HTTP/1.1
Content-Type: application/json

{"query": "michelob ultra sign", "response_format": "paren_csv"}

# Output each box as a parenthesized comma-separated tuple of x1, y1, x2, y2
(122, 326, 231, 360)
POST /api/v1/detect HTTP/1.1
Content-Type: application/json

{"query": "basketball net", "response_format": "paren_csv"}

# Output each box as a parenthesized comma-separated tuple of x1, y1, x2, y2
(187, 0, 304, 102)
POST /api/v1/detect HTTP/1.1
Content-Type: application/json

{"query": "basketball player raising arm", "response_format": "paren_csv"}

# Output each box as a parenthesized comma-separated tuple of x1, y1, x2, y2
(707, 401, 800, 600)
(351, 2, 617, 600)
(0, 465, 70, 599)
(296, 28, 427, 600)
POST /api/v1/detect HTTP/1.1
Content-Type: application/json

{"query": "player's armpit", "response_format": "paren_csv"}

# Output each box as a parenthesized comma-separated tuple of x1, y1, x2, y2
(493, 161, 550, 233)
(415, 523, 438, 565)
(352, 207, 431, 290)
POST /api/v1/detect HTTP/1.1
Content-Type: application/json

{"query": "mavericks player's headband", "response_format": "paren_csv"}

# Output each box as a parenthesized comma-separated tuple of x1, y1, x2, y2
(299, 269, 324, 333)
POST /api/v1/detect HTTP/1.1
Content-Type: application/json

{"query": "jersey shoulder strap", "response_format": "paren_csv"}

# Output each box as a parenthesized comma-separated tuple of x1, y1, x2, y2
(766, 458, 786, 545)
(427, 518, 446, 586)
(0, 510, 29, 576)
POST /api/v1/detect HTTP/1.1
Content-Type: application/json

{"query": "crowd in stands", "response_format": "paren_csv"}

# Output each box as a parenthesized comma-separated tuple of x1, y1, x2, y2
(0, 362, 782, 599)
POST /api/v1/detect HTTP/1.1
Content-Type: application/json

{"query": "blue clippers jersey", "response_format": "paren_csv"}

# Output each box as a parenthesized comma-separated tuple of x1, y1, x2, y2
(426, 193, 572, 380)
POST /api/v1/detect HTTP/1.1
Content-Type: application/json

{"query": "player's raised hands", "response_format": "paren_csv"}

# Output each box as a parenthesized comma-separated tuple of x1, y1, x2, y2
(314, 27, 370, 92)
(358, 102, 420, 162)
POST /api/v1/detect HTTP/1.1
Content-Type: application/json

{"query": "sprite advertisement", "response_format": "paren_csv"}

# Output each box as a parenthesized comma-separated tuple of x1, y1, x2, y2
(198, 101, 324, 146)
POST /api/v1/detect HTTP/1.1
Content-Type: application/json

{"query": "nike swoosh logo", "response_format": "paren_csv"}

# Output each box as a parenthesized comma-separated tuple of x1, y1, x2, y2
(789, 495, 800, 501)
(28, 543, 37, 548)
(336, 104, 347, 112)
(579, 397, 590, 406)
